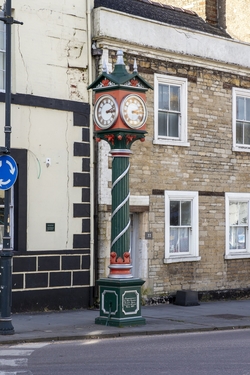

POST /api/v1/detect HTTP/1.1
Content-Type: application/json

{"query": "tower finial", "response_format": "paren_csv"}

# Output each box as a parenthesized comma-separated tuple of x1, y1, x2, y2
(116, 50, 125, 65)
(133, 58, 138, 73)
(102, 59, 108, 73)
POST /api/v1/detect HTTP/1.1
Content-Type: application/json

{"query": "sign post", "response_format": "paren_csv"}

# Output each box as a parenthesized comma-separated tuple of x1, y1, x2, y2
(0, 0, 22, 335)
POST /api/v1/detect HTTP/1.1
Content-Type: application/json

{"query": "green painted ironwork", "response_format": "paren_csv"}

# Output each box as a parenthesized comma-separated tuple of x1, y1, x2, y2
(95, 278, 146, 327)
(88, 50, 152, 325)
(96, 129, 146, 264)
(111, 154, 130, 257)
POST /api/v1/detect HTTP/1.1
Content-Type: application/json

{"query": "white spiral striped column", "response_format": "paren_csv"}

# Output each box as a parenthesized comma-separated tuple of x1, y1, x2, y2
(108, 149, 133, 278)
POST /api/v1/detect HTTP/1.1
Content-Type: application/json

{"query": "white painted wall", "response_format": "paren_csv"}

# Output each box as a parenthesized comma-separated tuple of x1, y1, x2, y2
(0, 104, 83, 250)
(0, 1, 94, 251)
(12, 0, 89, 101)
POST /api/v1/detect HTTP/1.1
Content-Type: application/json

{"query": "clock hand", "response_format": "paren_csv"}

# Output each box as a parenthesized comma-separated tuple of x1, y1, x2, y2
(106, 108, 115, 113)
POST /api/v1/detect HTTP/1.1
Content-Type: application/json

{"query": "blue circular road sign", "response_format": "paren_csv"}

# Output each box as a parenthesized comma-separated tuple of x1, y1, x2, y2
(0, 155, 18, 190)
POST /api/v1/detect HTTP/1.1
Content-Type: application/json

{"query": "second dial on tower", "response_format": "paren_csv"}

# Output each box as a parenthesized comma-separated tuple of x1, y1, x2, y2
(120, 94, 147, 129)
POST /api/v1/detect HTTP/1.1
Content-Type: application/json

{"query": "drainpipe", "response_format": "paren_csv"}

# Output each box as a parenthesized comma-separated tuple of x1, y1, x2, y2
(86, 0, 95, 305)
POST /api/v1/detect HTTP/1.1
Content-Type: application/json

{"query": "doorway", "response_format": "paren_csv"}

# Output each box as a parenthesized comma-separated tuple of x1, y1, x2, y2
(130, 213, 139, 278)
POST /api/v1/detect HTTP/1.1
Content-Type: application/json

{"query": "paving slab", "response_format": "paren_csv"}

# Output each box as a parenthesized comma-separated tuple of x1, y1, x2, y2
(1, 300, 250, 344)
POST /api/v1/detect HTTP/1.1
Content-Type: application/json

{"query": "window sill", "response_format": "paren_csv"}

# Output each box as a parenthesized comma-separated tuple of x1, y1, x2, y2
(225, 253, 250, 260)
(233, 146, 250, 153)
(164, 256, 201, 264)
(153, 139, 190, 147)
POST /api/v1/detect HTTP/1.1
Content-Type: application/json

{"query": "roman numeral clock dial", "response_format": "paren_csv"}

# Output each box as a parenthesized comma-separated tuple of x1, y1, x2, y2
(121, 94, 148, 129)
(94, 95, 119, 129)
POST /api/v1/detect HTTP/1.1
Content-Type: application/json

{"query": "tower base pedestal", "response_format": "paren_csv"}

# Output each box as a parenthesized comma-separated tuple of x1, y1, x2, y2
(95, 278, 146, 327)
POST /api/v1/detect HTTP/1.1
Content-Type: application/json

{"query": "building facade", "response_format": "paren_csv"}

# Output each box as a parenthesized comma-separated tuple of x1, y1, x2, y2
(92, 0, 250, 299)
(0, 0, 94, 311)
(2, 0, 250, 311)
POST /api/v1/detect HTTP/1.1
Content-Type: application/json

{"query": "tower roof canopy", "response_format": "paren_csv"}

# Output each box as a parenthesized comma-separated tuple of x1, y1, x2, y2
(88, 50, 153, 91)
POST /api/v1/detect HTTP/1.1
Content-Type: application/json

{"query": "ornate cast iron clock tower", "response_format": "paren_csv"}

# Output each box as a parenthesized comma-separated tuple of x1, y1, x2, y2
(88, 50, 152, 326)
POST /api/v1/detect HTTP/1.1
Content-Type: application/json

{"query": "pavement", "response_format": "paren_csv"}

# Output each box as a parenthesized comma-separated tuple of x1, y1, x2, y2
(1, 299, 250, 345)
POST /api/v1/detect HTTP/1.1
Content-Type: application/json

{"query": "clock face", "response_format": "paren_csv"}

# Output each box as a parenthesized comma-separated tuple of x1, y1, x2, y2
(121, 94, 147, 129)
(94, 95, 118, 129)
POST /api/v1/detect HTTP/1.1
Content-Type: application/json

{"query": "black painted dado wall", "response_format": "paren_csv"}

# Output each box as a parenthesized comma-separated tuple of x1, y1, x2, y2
(0, 93, 92, 312)
(12, 252, 91, 312)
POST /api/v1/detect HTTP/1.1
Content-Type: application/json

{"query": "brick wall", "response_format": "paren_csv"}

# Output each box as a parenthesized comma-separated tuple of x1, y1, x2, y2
(97, 50, 250, 296)
(226, 0, 250, 42)
(205, 0, 217, 25)
(166, 0, 250, 42)
(161, 0, 206, 18)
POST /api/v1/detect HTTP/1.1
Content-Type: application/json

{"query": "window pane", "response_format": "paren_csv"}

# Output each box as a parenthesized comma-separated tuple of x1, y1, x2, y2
(0, 31, 4, 51)
(178, 228, 189, 252)
(159, 84, 169, 110)
(238, 227, 246, 249)
(0, 19, 4, 33)
(181, 201, 191, 225)
(244, 123, 250, 145)
(0, 15, 4, 51)
(236, 121, 243, 144)
(169, 227, 189, 253)
(170, 201, 179, 226)
(158, 112, 168, 136)
(236, 97, 245, 120)
(238, 202, 248, 225)
(169, 113, 179, 137)
(246, 98, 250, 121)
(229, 201, 248, 225)
(0, 189, 4, 205)
(170, 227, 178, 253)
(170, 85, 180, 111)
(229, 226, 246, 250)
(229, 226, 238, 249)
(0, 206, 3, 225)
(229, 201, 238, 225)
(0, 51, 4, 90)
(0, 51, 4, 71)
(0, 71, 4, 90)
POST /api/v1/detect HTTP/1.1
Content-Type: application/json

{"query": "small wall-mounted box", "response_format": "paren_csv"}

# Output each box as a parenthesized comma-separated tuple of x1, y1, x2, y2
(145, 232, 153, 240)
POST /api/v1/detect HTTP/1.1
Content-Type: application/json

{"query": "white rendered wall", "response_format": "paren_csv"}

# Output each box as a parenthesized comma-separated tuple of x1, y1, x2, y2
(0, 104, 83, 251)
(94, 7, 250, 73)
(12, 0, 89, 101)
(0, 0, 93, 251)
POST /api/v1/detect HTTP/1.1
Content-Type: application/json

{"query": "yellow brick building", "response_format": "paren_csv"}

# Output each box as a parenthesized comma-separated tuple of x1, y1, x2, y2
(92, 0, 250, 300)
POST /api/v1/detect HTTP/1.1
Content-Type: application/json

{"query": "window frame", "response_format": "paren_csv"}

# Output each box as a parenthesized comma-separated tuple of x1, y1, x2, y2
(164, 190, 200, 263)
(232, 87, 250, 152)
(225, 192, 250, 259)
(154, 74, 189, 146)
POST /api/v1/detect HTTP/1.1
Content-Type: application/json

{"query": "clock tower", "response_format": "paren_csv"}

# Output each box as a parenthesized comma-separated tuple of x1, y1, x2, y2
(88, 50, 152, 327)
